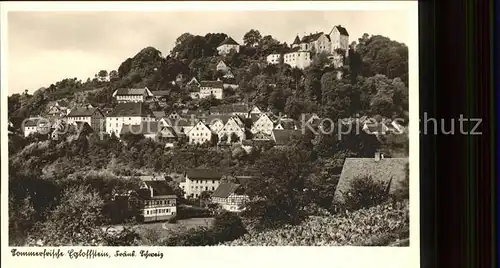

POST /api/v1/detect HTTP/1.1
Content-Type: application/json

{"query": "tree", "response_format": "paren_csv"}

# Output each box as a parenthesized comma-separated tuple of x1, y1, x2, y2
(109, 70, 119, 81)
(355, 34, 408, 85)
(210, 134, 219, 147)
(243, 147, 313, 228)
(243, 29, 262, 47)
(32, 186, 108, 246)
(220, 134, 228, 144)
(97, 70, 108, 81)
(229, 132, 240, 143)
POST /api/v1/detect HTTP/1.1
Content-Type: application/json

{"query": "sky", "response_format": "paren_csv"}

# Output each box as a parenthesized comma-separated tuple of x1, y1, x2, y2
(7, 9, 414, 95)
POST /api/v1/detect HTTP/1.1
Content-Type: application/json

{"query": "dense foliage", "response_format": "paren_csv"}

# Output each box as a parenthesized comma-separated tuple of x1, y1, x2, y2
(224, 200, 409, 246)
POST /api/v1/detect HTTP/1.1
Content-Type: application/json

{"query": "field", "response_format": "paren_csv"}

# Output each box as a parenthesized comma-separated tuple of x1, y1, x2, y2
(133, 217, 215, 242)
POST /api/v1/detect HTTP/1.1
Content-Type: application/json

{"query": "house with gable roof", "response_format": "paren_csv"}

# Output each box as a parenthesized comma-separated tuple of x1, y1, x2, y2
(105, 102, 155, 136)
(251, 113, 275, 135)
(135, 176, 177, 223)
(112, 87, 154, 103)
(187, 121, 213, 145)
(217, 37, 240, 55)
(182, 168, 223, 198)
(218, 117, 246, 144)
(333, 153, 409, 204)
(66, 107, 105, 132)
(211, 183, 249, 212)
(190, 80, 224, 100)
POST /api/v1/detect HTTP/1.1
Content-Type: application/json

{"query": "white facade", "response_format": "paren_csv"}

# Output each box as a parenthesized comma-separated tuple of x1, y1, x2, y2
(187, 121, 213, 145)
(208, 119, 226, 134)
(190, 86, 223, 100)
(251, 114, 275, 135)
(116, 95, 145, 103)
(266, 54, 281, 64)
(212, 194, 249, 212)
(24, 126, 38, 137)
(201, 86, 223, 99)
(183, 178, 221, 198)
(106, 116, 155, 136)
(329, 26, 349, 51)
(218, 118, 245, 143)
(284, 51, 311, 69)
(66, 111, 105, 132)
(217, 44, 240, 55)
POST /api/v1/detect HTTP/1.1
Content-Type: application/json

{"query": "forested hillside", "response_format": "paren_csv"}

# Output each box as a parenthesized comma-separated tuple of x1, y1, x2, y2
(8, 29, 409, 246)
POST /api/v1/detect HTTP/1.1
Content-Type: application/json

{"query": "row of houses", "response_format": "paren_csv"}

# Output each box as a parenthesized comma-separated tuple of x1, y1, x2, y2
(113, 149, 409, 223)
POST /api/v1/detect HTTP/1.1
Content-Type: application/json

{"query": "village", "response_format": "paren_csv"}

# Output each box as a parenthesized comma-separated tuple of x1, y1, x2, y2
(8, 22, 410, 246)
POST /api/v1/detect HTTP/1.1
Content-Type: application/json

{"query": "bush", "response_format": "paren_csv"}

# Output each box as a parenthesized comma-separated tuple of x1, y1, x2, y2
(224, 200, 409, 246)
(342, 176, 390, 211)
(212, 211, 247, 243)
(161, 211, 247, 246)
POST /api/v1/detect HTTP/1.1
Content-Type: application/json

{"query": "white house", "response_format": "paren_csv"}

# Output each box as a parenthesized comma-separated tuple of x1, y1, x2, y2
(218, 117, 246, 143)
(182, 168, 223, 198)
(47, 102, 69, 117)
(105, 102, 155, 136)
(138, 178, 177, 222)
(190, 80, 224, 100)
(187, 121, 213, 145)
(216, 61, 229, 72)
(112, 87, 154, 103)
(328, 25, 350, 52)
(217, 37, 240, 55)
(211, 183, 249, 212)
(290, 25, 349, 55)
(249, 106, 263, 115)
(251, 113, 275, 135)
(66, 107, 105, 132)
(205, 115, 232, 134)
(22, 117, 51, 137)
(283, 49, 311, 69)
(266, 54, 281, 64)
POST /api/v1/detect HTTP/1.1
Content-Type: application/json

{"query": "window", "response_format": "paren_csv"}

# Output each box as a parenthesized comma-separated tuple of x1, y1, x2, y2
(212, 186, 215, 190)
(205, 186, 208, 190)
(212, 180, 215, 184)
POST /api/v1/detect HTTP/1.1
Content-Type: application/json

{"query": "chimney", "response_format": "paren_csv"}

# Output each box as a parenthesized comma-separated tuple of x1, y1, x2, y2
(149, 186, 154, 198)
(374, 152, 381, 161)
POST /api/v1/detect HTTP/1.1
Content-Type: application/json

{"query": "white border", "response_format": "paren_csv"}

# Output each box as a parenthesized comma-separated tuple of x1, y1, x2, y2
(1, 2, 419, 268)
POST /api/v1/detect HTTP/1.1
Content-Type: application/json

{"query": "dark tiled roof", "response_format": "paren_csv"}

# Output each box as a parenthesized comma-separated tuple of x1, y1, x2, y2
(153, 111, 166, 118)
(200, 80, 223, 88)
(107, 102, 154, 117)
(143, 180, 174, 196)
(205, 115, 232, 125)
(120, 121, 161, 135)
(210, 104, 249, 114)
(250, 114, 261, 123)
(272, 129, 302, 145)
(219, 37, 239, 46)
(334, 25, 349, 36)
(292, 35, 301, 44)
(152, 90, 170, 96)
(212, 183, 241, 198)
(334, 157, 408, 203)
(301, 32, 324, 43)
(67, 107, 102, 117)
(187, 168, 223, 180)
(275, 119, 297, 130)
(115, 87, 150, 96)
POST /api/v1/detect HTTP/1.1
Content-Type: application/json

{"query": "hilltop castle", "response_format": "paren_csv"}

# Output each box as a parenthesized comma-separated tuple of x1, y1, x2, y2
(267, 25, 350, 69)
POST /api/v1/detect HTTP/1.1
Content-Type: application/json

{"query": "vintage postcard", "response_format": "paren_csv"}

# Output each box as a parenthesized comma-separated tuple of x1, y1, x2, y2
(1, 1, 419, 268)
